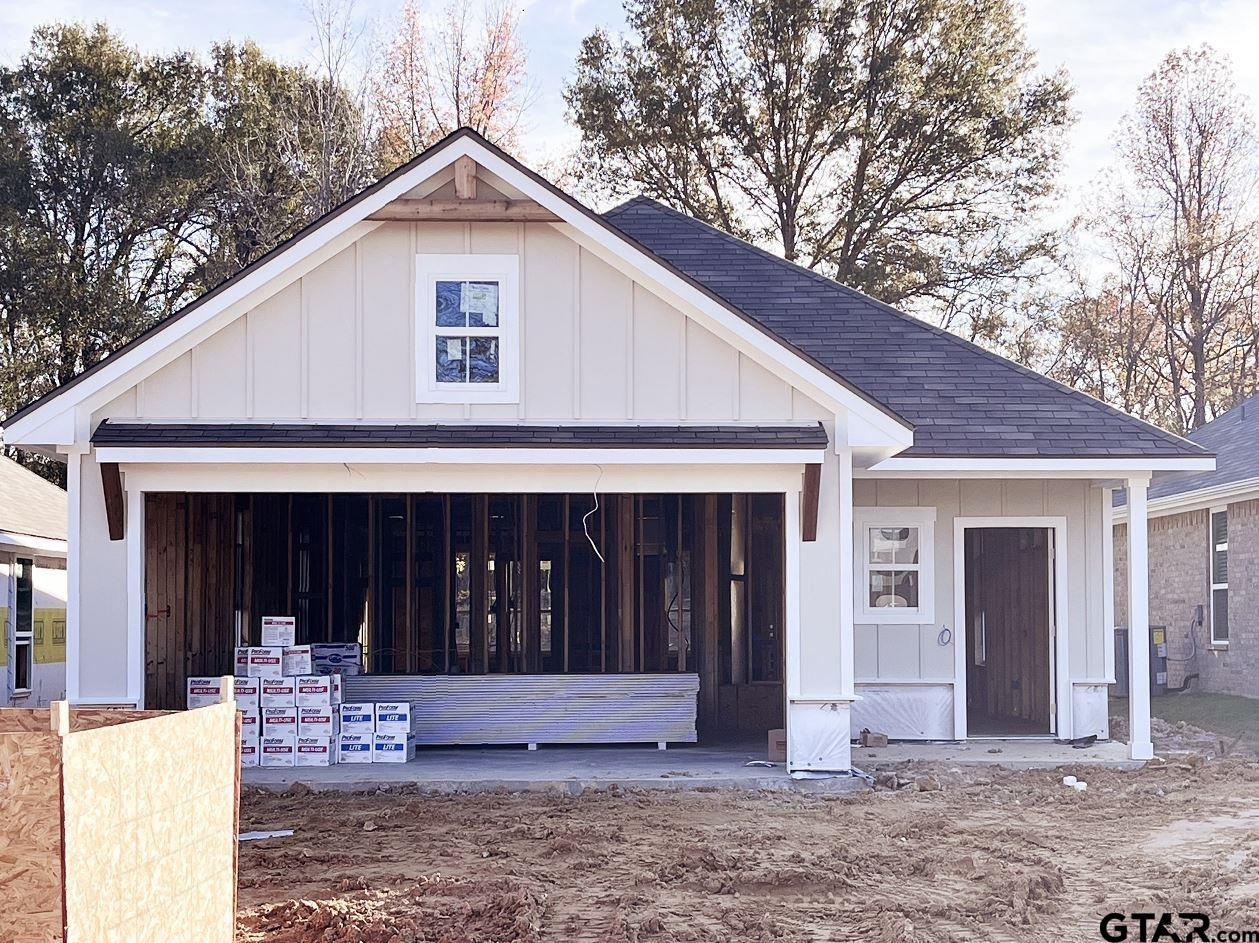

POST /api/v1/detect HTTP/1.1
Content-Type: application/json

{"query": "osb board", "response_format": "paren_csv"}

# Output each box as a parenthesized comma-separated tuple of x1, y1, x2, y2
(0, 730, 65, 943)
(60, 703, 238, 943)
(0, 708, 170, 734)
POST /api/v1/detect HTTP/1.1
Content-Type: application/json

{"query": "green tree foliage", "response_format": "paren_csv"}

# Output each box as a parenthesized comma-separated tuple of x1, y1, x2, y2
(566, 0, 1072, 319)
(0, 25, 376, 481)
(0, 24, 210, 421)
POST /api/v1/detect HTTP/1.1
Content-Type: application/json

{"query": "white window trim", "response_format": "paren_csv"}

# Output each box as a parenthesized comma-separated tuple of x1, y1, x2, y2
(1210, 505, 1229, 646)
(853, 507, 936, 624)
(416, 253, 520, 404)
(12, 556, 33, 695)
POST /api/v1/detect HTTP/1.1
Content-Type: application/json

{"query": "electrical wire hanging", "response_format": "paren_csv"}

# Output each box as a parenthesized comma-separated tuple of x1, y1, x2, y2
(583, 465, 606, 564)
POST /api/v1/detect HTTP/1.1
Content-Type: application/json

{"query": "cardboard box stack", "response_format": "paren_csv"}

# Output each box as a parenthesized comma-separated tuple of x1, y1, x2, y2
(190, 618, 411, 768)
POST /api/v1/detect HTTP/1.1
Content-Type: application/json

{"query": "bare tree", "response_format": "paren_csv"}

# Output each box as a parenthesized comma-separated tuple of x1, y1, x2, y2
(1071, 46, 1259, 432)
(291, 0, 378, 214)
(375, 0, 531, 167)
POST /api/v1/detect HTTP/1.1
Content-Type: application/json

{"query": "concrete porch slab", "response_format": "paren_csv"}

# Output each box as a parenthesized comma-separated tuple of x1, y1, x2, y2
(852, 738, 1144, 771)
(244, 742, 867, 795)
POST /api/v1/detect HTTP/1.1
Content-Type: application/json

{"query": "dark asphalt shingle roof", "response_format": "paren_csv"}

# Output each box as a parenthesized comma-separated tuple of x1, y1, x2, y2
(0, 456, 67, 542)
(91, 421, 829, 450)
(603, 197, 1206, 459)
(1113, 394, 1259, 508)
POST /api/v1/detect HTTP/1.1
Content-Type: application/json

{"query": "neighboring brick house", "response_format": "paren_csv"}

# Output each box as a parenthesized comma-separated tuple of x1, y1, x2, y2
(1115, 396, 1259, 698)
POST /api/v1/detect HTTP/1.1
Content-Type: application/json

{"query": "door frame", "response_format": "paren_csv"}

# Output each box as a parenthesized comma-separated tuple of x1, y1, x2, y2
(952, 516, 1069, 740)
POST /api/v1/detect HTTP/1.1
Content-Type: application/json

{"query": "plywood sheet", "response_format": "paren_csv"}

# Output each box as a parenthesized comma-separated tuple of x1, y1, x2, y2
(60, 703, 237, 943)
(0, 730, 64, 943)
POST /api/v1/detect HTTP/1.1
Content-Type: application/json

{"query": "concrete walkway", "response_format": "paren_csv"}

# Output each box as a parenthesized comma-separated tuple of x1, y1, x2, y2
(244, 741, 867, 795)
(852, 737, 1143, 771)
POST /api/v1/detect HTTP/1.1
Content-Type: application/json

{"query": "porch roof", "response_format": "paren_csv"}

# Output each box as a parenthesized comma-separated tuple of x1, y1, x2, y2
(90, 420, 829, 451)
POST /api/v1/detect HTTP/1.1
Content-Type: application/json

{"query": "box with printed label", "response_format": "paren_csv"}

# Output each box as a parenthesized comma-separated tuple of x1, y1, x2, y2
(259, 676, 296, 708)
(262, 705, 298, 735)
(186, 676, 224, 710)
(260, 734, 295, 767)
(372, 732, 416, 763)
(297, 705, 338, 738)
(235, 647, 250, 676)
(337, 733, 373, 764)
(247, 647, 284, 678)
(282, 645, 313, 676)
(234, 677, 260, 710)
(339, 702, 375, 733)
(330, 673, 343, 705)
(312, 643, 362, 676)
(240, 735, 260, 768)
(374, 702, 412, 735)
(260, 615, 297, 647)
(295, 735, 335, 767)
(239, 708, 261, 739)
(294, 675, 332, 707)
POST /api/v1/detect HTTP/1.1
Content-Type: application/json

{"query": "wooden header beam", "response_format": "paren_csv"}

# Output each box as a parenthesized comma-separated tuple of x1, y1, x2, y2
(367, 198, 561, 223)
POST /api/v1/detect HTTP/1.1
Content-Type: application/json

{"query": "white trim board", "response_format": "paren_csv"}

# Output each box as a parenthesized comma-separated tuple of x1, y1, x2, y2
(94, 446, 823, 466)
(951, 516, 1070, 741)
(1113, 477, 1259, 522)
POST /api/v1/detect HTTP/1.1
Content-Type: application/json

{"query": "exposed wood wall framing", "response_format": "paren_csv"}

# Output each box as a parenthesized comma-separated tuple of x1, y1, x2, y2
(142, 490, 787, 730)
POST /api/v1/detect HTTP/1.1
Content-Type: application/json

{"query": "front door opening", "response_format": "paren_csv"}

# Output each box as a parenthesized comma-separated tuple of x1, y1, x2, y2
(964, 527, 1054, 737)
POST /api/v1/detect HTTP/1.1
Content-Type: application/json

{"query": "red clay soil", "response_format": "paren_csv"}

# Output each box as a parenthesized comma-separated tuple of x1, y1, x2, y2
(237, 757, 1259, 943)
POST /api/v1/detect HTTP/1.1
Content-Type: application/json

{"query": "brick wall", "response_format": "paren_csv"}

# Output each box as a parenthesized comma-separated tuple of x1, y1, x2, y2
(1114, 500, 1259, 698)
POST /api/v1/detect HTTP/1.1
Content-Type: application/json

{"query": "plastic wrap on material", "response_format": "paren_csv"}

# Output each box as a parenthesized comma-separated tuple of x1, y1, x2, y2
(342, 673, 699, 746)
(1071, 684, 1110, 739)
(787, 701, 852, 771)
(850, 685, 954, 740)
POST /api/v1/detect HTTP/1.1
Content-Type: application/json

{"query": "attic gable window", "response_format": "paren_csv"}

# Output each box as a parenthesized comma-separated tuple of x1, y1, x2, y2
(417, 254, 519, 403)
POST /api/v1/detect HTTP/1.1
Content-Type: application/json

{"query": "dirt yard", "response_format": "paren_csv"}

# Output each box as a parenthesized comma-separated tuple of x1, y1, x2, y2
(236, 739, 1259, 942)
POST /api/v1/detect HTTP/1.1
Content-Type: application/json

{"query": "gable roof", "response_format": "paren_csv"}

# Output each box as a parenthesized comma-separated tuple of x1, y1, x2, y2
(4, 127, 907, 449)
(603, 197, 1206, 459)
(0, 456, 67, 543)
(1, 127, 1208, 465)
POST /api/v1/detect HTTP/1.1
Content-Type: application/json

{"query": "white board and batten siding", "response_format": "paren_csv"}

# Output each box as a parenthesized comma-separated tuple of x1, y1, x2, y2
(850, 478, 1111, 741)
(75, 220, 830, 705)
(96, 222, 830, 426)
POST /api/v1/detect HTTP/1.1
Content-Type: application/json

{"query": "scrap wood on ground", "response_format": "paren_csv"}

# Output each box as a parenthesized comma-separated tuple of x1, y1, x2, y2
(236, 753, 1259, 943)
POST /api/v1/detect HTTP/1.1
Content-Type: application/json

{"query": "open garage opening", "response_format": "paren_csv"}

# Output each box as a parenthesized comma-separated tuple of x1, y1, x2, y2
(143, 491, 786, 745)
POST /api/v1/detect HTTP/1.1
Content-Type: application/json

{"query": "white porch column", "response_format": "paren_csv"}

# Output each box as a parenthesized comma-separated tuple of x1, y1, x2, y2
(125, 484, 145, 708)
(64, 447, 84, 703)
(1126, 477, 1153, 760)
(787, 441, 853, 773)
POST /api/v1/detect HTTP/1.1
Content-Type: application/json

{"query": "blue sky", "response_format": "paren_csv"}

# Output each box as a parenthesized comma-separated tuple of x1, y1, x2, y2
(2, 0, 1258, 210)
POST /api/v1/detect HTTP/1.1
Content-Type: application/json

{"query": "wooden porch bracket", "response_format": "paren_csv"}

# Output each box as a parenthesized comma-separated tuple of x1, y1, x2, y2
(801, 463, 821, 542)
(101, 461, 124, 541)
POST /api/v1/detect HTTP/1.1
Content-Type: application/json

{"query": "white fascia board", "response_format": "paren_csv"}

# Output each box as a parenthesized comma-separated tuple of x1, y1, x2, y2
(861, 456, 1216, 479)
(94, 446, 824, 466)
(1113, 477, 1259, 522)
(461, 141, 914, 451)
(0, 531, 68, 556)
